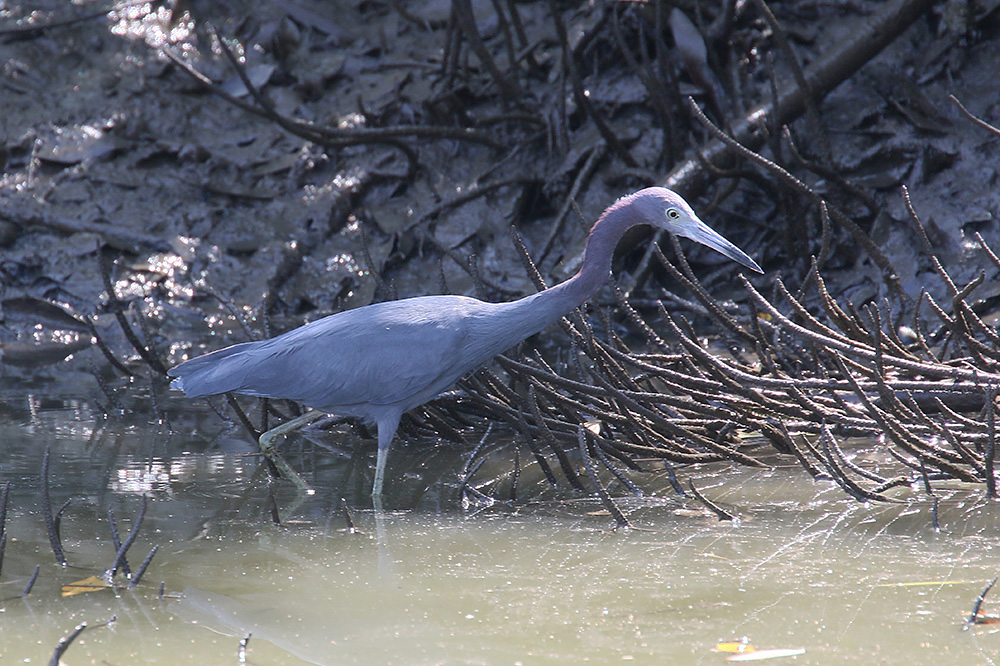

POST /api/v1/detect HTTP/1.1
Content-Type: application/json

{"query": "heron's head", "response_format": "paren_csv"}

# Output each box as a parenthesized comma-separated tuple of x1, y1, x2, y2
(631, 187, 763, 273)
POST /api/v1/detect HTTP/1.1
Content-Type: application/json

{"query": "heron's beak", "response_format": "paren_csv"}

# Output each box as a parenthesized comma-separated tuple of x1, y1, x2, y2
(678, 217, 763, 274)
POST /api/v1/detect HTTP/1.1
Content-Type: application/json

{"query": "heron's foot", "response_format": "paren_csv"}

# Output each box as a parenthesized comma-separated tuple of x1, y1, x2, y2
(258, 436, 314, 493)
(257, 411, 326, 494)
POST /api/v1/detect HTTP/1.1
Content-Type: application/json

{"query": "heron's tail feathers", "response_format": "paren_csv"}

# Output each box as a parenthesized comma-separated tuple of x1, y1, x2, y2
(167, 342, 259, 398)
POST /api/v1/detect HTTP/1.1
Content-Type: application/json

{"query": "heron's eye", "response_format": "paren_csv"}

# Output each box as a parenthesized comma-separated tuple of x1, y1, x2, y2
(666, 208, 680, 220)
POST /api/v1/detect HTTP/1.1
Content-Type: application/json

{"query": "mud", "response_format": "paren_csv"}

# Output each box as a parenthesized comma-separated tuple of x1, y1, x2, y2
(1, 0, 999, 406)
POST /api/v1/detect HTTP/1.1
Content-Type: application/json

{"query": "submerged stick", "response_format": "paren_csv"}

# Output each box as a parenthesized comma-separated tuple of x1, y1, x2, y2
(0, 481, 8, 543)
(578, 428, 631, 529)
(238, 633, 252, 664)
(41, 446, 67, 566)
(48, 622, 88, 666)
(967, 576, 999, 628)
(341, 499, 357, 533)
(107, 506, 131, 577)
(109, 496, 147, 580)
(687, 479, 734, 521)
(986, 385, 996, 499)
(53, 498, 72, 552)
(128, 546, 159, 589)
(22, 564, 40, 597)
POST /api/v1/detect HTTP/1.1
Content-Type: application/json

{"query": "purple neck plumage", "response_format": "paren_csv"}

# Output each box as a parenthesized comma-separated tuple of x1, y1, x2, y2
(562, 195, 639, 304)
(495, 198, 640, 344)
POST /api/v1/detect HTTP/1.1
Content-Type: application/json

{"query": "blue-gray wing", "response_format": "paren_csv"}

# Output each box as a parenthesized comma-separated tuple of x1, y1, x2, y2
(169, 296, 480, 413)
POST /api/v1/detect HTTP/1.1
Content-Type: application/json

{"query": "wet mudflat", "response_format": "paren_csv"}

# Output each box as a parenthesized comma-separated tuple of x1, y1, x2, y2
(0, 392, 997, 666)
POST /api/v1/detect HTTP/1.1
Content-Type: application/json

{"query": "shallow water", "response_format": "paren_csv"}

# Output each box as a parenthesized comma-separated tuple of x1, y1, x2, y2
(0, 384, 999, 666)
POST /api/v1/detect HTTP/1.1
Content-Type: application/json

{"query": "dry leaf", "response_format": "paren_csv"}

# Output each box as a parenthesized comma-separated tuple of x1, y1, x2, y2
(717, 641, 805, 661)
(62, 576, 110, 597)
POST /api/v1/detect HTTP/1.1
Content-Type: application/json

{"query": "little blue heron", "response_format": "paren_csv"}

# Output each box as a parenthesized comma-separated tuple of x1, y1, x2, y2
(169, 187, 762, 497)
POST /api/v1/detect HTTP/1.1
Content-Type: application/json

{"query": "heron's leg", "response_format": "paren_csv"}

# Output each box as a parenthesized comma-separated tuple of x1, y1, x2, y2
(258, 410, 325, 492)
(372, 412, 402, 498)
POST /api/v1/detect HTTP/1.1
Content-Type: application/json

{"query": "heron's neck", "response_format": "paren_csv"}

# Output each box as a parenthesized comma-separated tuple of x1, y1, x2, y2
(553, 200, 637, 303)
(499, 202, 638, 340)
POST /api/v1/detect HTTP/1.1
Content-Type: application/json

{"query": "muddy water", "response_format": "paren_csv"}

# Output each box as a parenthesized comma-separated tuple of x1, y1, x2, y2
(0, 392, 998, 666)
